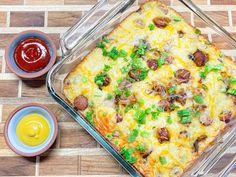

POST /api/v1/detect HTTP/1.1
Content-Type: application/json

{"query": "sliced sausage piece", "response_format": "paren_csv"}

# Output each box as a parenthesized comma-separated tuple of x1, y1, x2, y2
(152, 82, 166, 96)
(219, 111, 232, 123)
(193, 50, 208, 67)
(193, 135, 207, 152)
(118, 79, 132, 90)
(74, 95, 88, 111)
(157, 128, 170, 143)
(147, 59, 158, 70)
(199, 116, 213, 126)
(116, 113, 123, 123)
(116, 94, 137, 106)
(153, 17, 171, 28)
(158, 99, 170, 111)
(175, 69, 191, 84)
(103, 75, 111, 86)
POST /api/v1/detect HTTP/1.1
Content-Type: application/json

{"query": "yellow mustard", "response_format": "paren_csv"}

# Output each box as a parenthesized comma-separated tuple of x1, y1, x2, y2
(16, 114, 50, 146)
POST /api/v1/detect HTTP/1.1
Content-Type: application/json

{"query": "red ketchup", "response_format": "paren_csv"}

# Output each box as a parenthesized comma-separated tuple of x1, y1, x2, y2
(14, 37, 51, 72)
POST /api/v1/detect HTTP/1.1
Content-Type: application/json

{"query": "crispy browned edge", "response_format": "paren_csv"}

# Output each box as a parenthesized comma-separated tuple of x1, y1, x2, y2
(63, 0, 236, 176)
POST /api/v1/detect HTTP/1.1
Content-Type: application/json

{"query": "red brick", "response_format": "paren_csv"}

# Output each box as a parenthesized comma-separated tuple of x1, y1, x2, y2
(0, 0, 23, 5)
(211, 0, 236, 5)
(48, 12, 82, 27)
(64, 0, 97, 5)
(10, 12, 44, 27)
(0, 12, 7, 27)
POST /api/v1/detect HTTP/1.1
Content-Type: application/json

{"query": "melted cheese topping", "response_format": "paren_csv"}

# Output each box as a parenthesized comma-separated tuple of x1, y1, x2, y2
(64, 1, 236, 177)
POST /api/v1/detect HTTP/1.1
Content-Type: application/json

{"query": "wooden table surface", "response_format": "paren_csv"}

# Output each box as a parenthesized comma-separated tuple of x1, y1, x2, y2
(0, 0, 236, 176)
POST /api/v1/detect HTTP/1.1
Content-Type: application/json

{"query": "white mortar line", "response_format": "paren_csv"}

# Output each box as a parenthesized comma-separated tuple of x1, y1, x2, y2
(44, 11, 48, 27)
(35, 156, 40, 176)
(0, 50, 4, 57)
(0, 105, 2, 123)
(207, 0, 211, 5)
(1, 55, 6, 73)
(0, 5, 93, 11)
(0, 27, 69, 34)
(208, 33, 212, 42)
(18, 79, 22, 98)
(228, 10, 233, 26)
(0, 73, 20, 80)
(6, 11, 10, 27)
(190, 11, 194, 26)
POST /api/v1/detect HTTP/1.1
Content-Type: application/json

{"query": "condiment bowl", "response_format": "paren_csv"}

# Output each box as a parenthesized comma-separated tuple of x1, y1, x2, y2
(4, 103, 58, 157)
(5, 30, 57, 79)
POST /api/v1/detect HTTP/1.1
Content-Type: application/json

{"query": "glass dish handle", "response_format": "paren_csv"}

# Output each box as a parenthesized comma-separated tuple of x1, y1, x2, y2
(60, 0, 136, 56)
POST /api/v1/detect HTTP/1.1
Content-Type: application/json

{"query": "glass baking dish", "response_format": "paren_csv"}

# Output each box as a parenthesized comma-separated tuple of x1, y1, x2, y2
(46, 0, 236, 176)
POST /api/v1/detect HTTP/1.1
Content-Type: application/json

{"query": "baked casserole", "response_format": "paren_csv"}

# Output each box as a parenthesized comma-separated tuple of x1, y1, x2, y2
(63, 1, 236, 176)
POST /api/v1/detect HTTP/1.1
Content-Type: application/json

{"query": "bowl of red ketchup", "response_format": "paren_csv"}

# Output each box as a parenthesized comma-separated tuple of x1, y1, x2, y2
(5, 30, 57, 78)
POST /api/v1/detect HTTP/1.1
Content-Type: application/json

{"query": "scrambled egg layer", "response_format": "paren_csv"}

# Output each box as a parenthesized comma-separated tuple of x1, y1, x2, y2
(64, 1, 236, 176)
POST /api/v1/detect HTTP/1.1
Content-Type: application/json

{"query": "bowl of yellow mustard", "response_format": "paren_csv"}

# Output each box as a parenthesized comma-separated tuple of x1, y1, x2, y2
(4, 103, 58, 157)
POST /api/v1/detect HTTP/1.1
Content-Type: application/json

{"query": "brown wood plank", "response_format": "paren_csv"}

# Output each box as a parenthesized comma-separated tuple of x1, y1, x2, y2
(0, 81, 19, 97)
(80, 155, 123, 175)
(0, 157, 36, 176)
(39, 156, 79, 175)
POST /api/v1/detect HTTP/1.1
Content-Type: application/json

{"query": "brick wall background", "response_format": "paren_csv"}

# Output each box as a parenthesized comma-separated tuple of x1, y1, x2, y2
(0, 0, 236, 176)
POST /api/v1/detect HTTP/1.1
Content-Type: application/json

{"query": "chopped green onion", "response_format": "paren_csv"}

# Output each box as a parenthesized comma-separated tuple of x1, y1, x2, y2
(136, 144, 146, 152)
(135, 109, 146, 124)
(159, 156, 167, 165)
(200, 64, 223, 79)
(128, 129, 139, 143)
(96, 42, 105, 49)
(85, 110, 94, 126)
(103, 64, 111, 72)
(195, 28, 201, 35)
(81, 75, 88, 83)
(106, 93, 113, 100)
(140, 131, 151, 137)
(173, 16, 182, 22)
(167, 116, 173, 124)
(120, 147, 136, 163)
(114, 88, 122, 96)
(228, 78, 236, 84)
(106, 133, 113, 140)
(180, 116, 192, 124)
(151, 111, 158, 120)
(193, 95, 204, 104)
(157, 58, 165, 67)
(219, 51, 225, 58)
(227, 88, 236, 96)
(168, 85, 177, 94)
(193, 111, 201, 118)
(120, 49, 128, 58)
(177, 109, 191, 117)
(102, 35, 111, 43)
(148, 23, 155, 31)
(145, 108, 152, 114)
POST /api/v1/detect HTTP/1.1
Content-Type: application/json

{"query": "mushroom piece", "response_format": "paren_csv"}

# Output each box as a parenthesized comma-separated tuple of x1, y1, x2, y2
(158, 99, 170, 112)
(175, 69, 191, 84)
(157, 128, 170, 143)
(147, 59, 158, 70)
(219, 111, 233, 123)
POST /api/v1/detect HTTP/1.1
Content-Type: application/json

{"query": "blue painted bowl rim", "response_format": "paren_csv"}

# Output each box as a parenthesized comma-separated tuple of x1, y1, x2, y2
(5, 30, 57, 79)
(4, 103, 58, 157)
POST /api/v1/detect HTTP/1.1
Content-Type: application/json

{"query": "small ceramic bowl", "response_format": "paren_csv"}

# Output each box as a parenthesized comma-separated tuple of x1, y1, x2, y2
(5, 30, 57, 79)
(4, 103, 58, 157)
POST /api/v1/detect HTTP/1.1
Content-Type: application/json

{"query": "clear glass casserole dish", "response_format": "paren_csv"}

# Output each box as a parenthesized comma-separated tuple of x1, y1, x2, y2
(46, 0, 236, 176)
